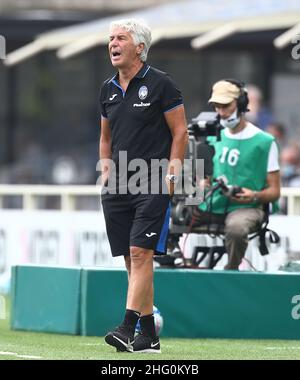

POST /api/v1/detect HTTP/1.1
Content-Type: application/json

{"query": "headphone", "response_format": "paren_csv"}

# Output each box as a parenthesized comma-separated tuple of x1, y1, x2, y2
(223, 78, 249, 113)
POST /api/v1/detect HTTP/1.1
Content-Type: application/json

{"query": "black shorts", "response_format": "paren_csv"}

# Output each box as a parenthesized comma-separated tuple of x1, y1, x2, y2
(101, 193, 171, 257)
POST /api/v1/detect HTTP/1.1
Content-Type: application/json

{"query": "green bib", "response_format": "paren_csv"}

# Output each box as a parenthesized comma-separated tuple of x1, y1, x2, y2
(199, 127, 275, 214)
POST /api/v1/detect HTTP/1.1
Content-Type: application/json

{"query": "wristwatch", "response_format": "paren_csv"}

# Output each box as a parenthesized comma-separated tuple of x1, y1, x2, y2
(252, 191, 259, 202)
(166, 174, 178, 184)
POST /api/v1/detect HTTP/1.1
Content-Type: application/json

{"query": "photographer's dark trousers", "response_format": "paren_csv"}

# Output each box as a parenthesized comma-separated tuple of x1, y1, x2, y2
(192, 207, 265, 270)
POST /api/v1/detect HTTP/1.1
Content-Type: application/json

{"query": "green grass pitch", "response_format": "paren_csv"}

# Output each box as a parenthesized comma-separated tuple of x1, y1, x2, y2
(1, 299, 300, 360)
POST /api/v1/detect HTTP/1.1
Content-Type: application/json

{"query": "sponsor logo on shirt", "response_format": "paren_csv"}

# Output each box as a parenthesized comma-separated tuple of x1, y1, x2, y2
(133, 102, 151, 107)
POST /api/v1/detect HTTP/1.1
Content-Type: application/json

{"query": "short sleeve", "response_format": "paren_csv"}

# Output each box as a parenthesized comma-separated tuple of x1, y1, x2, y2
(99, 84, 108, 119)
(267, 141, 280, 172)
(160, 75, 183, 113)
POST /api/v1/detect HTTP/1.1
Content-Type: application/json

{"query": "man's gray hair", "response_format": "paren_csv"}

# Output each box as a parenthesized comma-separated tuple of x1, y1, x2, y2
(109, 19, 152, 62)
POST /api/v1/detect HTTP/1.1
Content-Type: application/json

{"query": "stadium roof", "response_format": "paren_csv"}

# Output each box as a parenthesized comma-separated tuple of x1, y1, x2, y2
(0, 0, 175, 13)
(4, 0, 300, 66)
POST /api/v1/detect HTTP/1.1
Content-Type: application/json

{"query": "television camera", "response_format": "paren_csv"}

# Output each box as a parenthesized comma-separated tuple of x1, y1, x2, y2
(169, 111, 239, 228)
(187, 112, 222, 178)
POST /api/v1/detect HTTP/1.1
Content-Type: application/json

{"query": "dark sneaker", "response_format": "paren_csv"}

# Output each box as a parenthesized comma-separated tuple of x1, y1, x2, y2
(133, 333, 161, 353)
(105, 325, 134, 352)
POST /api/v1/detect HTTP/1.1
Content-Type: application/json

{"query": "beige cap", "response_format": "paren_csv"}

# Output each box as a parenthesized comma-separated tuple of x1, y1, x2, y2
(208, 80, 240, 104)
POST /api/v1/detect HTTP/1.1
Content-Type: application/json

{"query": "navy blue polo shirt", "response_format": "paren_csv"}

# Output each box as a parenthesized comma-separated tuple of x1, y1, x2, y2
(99, 64, 183, 165)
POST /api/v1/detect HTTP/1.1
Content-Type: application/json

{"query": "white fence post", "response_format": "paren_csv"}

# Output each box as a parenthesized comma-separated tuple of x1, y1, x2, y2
(23, 194, 36, 210)
(61, 194, 76, 211)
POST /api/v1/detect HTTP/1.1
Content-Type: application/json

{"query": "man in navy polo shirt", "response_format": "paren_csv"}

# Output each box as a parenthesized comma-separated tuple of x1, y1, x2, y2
(99, 18, 188, 353)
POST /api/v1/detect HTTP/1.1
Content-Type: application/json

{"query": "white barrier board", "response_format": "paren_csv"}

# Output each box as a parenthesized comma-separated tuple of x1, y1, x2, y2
(0, 210, 124, 275)
(0, 212, 299, 275)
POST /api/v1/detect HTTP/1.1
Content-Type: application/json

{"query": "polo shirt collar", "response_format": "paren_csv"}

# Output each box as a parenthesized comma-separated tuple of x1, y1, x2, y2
(135, 63, 151, 79)
(109, 63, 150, 83)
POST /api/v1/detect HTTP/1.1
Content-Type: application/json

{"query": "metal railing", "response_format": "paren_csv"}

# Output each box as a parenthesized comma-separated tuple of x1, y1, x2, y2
(0, 185, 299, 214)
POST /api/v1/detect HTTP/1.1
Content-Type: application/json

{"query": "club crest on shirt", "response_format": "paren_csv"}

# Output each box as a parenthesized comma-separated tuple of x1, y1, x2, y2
(138, 86, 148, 100)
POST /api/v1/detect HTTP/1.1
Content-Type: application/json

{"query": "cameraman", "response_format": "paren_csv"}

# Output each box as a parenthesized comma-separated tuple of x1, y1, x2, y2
(194, 79, 281, 270)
